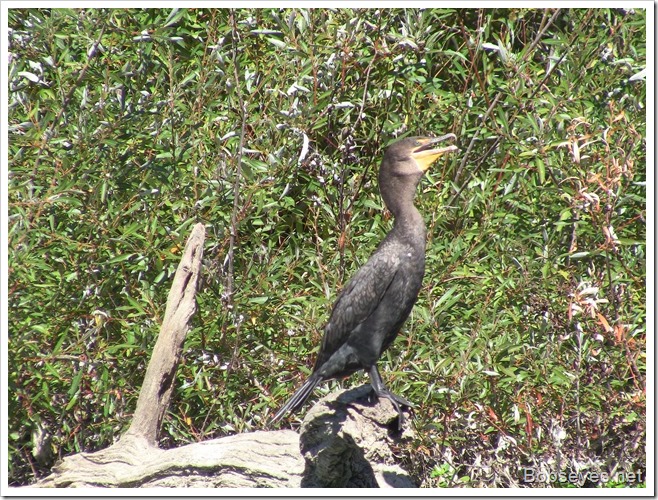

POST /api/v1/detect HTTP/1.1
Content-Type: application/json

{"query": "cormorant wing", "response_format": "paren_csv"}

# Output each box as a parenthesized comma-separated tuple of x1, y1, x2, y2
(313, 249, 400, 370)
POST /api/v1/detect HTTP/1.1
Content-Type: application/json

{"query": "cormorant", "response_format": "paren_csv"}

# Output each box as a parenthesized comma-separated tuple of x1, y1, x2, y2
(271, 134, 458, 427)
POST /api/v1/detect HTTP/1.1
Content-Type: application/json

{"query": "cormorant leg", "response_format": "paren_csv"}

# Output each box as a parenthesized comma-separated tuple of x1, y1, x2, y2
(368, 365, 413, 429)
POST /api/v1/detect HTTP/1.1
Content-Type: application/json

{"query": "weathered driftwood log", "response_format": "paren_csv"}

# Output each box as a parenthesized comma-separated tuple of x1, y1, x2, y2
(34, 222, 212, 487)
(37, 429, 303, 488)
(34, 388, 414, 488)
(299, 385, 415, 488)
(30, 223, 416, 489)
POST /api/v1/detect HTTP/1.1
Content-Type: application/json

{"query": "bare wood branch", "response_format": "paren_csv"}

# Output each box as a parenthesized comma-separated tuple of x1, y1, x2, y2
(124, 222, 205, 445)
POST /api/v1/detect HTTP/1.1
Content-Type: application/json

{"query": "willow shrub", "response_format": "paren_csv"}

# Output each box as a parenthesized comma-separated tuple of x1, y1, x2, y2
(8, 8, 645, 486)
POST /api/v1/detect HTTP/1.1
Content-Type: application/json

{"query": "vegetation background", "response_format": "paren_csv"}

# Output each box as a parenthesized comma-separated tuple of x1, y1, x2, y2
(7, 7, 647, 487)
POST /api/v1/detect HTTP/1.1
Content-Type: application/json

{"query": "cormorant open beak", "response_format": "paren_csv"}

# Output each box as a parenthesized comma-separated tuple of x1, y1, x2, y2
(411, 134, 458, 171)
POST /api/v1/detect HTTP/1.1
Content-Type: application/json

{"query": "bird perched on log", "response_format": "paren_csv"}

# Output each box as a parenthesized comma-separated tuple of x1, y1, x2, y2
(271, 134, 458, 428)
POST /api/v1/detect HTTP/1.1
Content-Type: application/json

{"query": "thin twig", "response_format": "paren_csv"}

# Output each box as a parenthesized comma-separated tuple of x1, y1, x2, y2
(226, 10, 247, 302)
(225, 10, 249, 371)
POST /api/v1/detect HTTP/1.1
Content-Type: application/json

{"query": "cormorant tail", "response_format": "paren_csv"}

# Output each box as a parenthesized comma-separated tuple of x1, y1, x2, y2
(270, 374, 322, 426)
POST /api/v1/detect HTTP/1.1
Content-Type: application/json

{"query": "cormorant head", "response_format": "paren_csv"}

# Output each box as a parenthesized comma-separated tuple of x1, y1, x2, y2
(379, 134, 458, 216)
(382, 134, 458, 176)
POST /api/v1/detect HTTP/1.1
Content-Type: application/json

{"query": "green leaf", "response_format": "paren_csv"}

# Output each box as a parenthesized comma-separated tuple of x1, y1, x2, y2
(163, 8, 185, 28)
(249, 296, 269, 304)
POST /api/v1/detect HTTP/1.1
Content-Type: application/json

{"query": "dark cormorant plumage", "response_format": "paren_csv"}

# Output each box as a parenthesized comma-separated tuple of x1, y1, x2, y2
(271, 134, 458, 427)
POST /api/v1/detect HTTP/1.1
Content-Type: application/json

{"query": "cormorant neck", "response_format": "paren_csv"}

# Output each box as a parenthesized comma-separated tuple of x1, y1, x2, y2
(380, 173, 426, 238)
(392, 205, 425, 234)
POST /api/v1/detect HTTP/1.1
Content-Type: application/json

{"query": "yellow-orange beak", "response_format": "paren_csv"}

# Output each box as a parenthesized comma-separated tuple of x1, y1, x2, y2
(410, 134, 458, 171)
